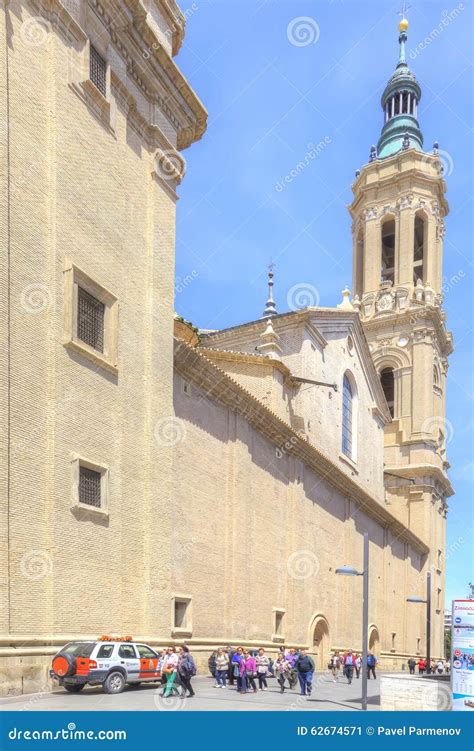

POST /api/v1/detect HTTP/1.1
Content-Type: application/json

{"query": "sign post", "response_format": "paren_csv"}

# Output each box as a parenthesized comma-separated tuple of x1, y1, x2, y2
(451, 599, 474, 710)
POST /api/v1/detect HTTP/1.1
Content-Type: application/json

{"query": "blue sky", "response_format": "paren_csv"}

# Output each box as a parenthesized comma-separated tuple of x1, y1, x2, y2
(174, 0, 473, 605)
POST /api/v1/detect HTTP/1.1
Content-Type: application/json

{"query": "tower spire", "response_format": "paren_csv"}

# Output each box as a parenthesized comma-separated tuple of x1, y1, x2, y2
(376, 12, 423, 159)
(262, 261, 278, 318)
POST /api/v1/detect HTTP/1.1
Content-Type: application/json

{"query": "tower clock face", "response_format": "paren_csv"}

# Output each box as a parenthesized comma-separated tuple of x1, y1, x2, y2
(376, 292, 394, 312)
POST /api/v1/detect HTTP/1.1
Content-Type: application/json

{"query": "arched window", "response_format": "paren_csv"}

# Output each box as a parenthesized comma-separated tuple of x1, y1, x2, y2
(342, 375, 354, 458)
(381, 218, 395, 284)
(433, 364, 441, 389)
(380, 368, 395, 418)
(356, 229, 364, 297)
(414, 213, 425, 283)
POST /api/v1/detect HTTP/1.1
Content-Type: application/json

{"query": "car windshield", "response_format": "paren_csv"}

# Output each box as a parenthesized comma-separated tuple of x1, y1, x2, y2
(61, 642, 96, 657)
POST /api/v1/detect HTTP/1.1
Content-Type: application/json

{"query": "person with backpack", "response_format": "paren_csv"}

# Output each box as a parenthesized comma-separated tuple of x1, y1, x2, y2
(295, 648, 315, 697)
(343, 649, 356, 684)
(367, 652, 378, 680)
(408, 657, 416, 675)
(255, 648, 270, 691)
(177, 645, 196, 698)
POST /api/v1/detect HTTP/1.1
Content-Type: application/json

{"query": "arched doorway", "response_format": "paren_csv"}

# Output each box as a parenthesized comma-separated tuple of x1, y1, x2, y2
(309, 615, 330, 670)
(369, 625, 380, 656)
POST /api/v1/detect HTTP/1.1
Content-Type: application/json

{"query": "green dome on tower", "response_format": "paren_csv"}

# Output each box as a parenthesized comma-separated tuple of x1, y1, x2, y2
(376, 19, 423, 159)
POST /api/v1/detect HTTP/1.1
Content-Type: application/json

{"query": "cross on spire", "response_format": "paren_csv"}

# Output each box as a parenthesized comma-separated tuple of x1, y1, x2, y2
(398, 1, 411, 21)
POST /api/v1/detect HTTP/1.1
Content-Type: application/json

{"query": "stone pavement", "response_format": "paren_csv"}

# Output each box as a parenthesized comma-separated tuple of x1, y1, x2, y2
(0, 673, 381, 712)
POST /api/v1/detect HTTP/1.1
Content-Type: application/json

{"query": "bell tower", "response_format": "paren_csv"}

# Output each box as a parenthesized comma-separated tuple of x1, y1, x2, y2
(349, 17, 454, 658)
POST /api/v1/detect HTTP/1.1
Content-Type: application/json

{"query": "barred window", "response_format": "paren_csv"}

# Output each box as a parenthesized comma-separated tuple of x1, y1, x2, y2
(342, 375, 353, 458)
(79, 465, 102, 508)
(77, 287, 105, 352)
(90, 45, 106, 97)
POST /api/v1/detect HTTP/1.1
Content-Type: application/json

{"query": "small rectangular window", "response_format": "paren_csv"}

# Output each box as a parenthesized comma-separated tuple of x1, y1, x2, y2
(174, 600, 188, 629)
(77, 287, 105, 352)
(275, 611, 284, 636)
(97, 644, 114, 659)
(90, 45, 106, 97)
(79, 465, 102, 508)
(391, 632, 396, 650)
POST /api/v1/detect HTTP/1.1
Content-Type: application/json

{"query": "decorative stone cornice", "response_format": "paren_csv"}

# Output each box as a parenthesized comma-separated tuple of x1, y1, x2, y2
(175, 337, 428, 554)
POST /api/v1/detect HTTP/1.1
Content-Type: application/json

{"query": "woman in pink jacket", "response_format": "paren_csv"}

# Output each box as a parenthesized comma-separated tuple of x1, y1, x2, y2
(240, 651, 257, 694)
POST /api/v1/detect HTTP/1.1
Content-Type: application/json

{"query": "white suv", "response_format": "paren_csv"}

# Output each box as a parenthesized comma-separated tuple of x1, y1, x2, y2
(50, 639, 162, 694)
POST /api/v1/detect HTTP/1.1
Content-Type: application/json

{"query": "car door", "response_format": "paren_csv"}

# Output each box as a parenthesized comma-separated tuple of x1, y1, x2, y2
(117, 643, 140, 683)
(136, 644, 161, 681)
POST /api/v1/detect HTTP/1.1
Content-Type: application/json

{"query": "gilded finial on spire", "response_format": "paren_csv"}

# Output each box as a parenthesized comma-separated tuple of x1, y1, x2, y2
(398, 2, 410, 31)
(262, 261, 278, 318)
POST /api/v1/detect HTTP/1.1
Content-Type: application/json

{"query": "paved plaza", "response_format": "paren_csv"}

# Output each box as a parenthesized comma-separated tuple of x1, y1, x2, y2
(0, 673, 381, 712)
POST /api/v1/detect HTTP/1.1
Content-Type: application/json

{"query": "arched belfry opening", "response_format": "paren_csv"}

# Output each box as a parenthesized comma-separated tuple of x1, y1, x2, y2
(380, 368, 395, 418)
(413, 213, 426, 284)
(381, 218, 395, 284)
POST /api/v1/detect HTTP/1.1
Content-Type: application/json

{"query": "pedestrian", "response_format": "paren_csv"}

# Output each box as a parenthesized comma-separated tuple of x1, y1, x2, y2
(343, 649, 356, 684)
(418, 657, 426, 675)
(436, 659, 444, 675)
(285, 648, 298, 689)
(215, 648, 229, 688)
(355, 654, 361, 679)
(445, 659, 450, 675)
(227, 646, 235, 685)
(232, 647, 245, 693)
(161, 647, 180, 698)
(329, 651, 341, 682)
(430, 660, 436, 675)
(295, 648, 315, 697)
(367, 651, 377, 680)
(256, 648, 270, 691)
(243, 650, 258, 693)
(274, 653, 291, 694)
(177, 645, 196, 698)
(408, 657, 416, 675)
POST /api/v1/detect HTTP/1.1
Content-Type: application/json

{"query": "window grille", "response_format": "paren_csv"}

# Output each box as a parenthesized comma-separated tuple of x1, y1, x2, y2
(79, 465, 102, 508)
(90, 45, 106, 96)
(342, 375, 353, 457)
(77, 287, 105, 352)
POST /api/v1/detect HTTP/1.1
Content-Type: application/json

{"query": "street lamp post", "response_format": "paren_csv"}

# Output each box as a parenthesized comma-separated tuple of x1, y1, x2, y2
(407, 571, 432, 673)
(336, 531, 369, 711)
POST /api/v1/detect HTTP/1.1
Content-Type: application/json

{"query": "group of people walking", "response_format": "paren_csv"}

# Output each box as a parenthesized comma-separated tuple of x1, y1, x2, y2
(328, 651, 378, 684)
(407, 657, 450, 675)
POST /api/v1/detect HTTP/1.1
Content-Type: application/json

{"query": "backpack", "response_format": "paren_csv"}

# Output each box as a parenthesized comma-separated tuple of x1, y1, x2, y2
(181, 654, 197, 677)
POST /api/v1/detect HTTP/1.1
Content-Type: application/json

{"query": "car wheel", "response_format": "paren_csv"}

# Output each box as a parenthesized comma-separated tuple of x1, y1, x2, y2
(64, 684, 84, 693)
(103, 671, 126, 694)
